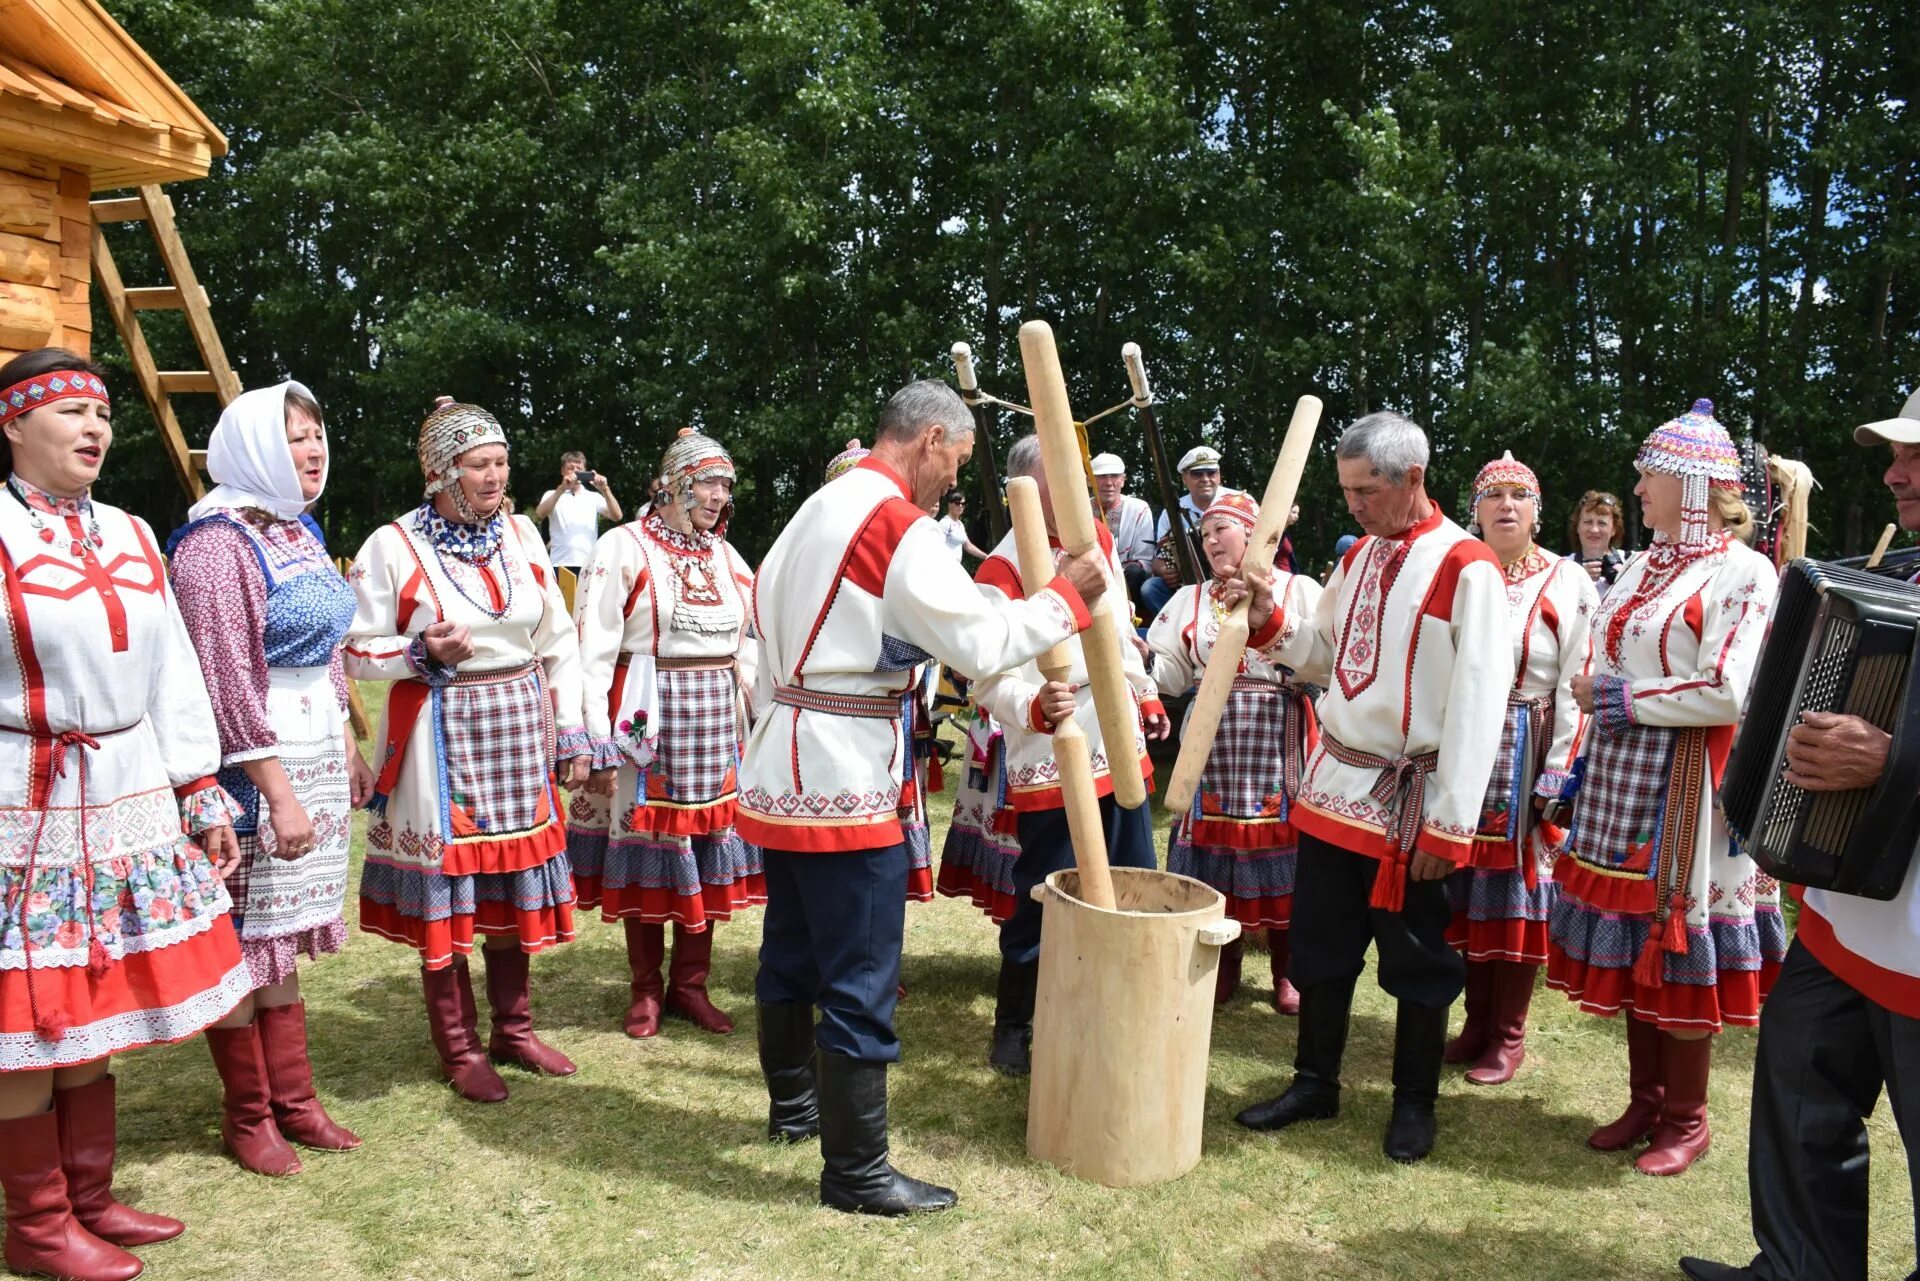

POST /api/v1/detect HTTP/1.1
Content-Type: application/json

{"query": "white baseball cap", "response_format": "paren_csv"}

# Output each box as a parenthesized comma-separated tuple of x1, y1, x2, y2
(1089, 452, 1126, 477)
(1176, 445, 1221, 473)
(1854, 389, 1920, 446)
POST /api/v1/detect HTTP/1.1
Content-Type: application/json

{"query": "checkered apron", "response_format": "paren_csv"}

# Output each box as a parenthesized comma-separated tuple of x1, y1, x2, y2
(1192, 677, 1308, 820)
(1567, 723, 1676, 872)
(649, 663, 741, 805)
(442, 664, 555, 834)
(1480, 693, 1551, 842)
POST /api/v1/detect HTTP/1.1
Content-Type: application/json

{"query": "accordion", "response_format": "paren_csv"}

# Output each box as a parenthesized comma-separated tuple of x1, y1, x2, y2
(1722, 559, 1920, 900)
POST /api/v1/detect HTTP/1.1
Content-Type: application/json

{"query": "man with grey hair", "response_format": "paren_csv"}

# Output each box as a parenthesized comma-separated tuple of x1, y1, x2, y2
(739, 380, 1112, 1217)
(1230, 410, 1513, 1164)
(936, 435, 1170, 1076)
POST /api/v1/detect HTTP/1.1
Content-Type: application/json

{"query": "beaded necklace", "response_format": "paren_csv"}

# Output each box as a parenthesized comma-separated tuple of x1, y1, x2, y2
(1595, 531, 1730, 668)
(6, 475, 103, 555)
(414, 502, 514, 621)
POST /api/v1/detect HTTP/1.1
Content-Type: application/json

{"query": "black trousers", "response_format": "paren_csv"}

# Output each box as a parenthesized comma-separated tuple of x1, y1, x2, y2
(1288, 831, 1465, 1009)
(1003, 795, 1157, 964)
(1745, 939, 1920, 1281)
(754, 844, 909, 1064)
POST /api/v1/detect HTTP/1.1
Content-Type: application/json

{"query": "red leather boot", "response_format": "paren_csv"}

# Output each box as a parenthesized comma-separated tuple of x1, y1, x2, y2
(1590, 1015, 1665, 1150)
(1637, 1033, 1713, 1176)
(52, 1076, 183, 1247)
(0, 1108, 143, 1281)
(1269, 929, 1299, 1016)
(204, 1024, 303, 1177)
(1444, 958, 1492, 1064)
(1466, 961, 1536, 1086)
(623, 920, 665, 1038)
(483, 946, 578, 1075)
(666, 923, 736, 1034)
(256, 1002, 361, 1150)
(421, 961, 509, 1103)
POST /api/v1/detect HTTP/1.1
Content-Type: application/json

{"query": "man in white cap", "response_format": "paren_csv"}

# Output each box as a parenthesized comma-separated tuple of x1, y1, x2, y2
(1090, 453, 1156, 604)
(1682, 387, 1920, 1281)
(1143, 445, 1237, 617)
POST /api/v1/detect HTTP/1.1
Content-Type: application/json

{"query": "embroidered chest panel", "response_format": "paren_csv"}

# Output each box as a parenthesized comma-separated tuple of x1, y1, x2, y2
(635, 517, 742, 640)
(1334, 536, 1414, 700)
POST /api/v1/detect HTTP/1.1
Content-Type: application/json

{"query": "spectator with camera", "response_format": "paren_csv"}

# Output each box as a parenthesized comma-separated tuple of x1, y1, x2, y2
(1568, 489, 1628, 595)
(535, 451, 622, 570)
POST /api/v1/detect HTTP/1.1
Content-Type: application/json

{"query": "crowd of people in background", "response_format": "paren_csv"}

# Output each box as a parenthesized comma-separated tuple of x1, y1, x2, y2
(0, 342, 1911, 1281)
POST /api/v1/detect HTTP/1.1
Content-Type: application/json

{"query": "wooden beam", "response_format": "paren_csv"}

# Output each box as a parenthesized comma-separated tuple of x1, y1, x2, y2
(90, 223, 201, 499)
(89, 196, 146, 223)
(0, 229, 55, 287)
(0, 103, 214, 189)
(0, 167, 56, 237)
(157, 370, 216, 394)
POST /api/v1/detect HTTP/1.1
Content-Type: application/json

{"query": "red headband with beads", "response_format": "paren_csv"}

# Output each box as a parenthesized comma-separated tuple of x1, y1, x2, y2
(0, 371, 109, 428)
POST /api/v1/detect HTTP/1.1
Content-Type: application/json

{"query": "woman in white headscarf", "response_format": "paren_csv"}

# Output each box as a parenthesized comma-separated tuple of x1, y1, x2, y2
(169, 381, 370, 1176)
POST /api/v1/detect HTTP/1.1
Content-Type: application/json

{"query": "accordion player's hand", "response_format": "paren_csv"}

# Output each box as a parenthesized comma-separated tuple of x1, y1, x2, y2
(1784, 711, 1892, 793)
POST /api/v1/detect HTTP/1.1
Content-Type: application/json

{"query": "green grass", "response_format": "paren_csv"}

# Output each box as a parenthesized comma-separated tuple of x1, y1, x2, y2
(105, 688, 1913, 1281)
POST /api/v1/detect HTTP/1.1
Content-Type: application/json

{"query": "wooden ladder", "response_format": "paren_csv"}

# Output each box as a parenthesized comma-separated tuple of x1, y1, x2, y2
(89, 184, 239, 501)
(88, 186, 373, 740)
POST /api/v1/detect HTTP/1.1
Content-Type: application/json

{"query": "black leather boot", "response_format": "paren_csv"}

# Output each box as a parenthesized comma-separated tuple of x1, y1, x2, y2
(1677, 1260, 1755, 1281)
(987, 958, 1039, 1077)
(816, 1052, 958, 1216)
(757, 1002, 819, 1143)
(1235, 976, 1353, 1131)
(1384, 999, 1449, 1163)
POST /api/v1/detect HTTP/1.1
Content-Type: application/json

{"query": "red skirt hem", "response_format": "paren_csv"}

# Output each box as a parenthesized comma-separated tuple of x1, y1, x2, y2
(625, 796, 737, 839)
(439, 813, 568, 877)
(1545, 948, 1779, 1032)
(359, 899, 575, 971)
(572, 874, 767, 927)
(905, 864, 934, 904)
(935, 863, 1016, 923)
(1554, 856, 1657, 915)
(1446, 913, 1548, 965)
(1186, 816, 1300, 851)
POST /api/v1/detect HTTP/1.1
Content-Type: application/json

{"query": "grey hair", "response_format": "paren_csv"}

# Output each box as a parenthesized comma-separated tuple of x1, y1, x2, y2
(877, 379, 975, 445)
(1006, 434, 1043, 479)
(1336, 411, 1430, 485)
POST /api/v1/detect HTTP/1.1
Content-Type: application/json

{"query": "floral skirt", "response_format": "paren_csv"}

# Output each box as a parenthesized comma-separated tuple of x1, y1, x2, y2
(1, 833, 248, 1072)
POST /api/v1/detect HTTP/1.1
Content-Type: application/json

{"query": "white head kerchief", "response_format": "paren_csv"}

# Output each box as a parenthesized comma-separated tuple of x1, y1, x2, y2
(188, 380, 321, 521)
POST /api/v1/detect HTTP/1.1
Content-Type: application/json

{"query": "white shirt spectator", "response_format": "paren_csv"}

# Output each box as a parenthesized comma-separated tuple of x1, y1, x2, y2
(541, 487, 611, 568)
(937, 514, 972, 561)
(1105, 493, 1156, 571)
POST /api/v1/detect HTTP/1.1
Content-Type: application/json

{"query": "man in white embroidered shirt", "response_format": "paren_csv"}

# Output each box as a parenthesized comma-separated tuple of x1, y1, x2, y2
(1231, 411, 1512, 1164)
(1682, 389, 1920, 1281)
(738, 379, 1110, 1218)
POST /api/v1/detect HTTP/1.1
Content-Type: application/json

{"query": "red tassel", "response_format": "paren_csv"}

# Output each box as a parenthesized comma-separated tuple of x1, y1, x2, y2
(86, 937, 111, 978)
(34, 1008, 71, 1042)
(1369, 857, 1406, 912)
(1661, 891, 1689, 956)
(1632, 926, 1667, 990)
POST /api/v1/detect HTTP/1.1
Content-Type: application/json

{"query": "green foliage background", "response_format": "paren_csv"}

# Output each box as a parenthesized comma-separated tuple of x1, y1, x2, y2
(87, 0, 1920, 564)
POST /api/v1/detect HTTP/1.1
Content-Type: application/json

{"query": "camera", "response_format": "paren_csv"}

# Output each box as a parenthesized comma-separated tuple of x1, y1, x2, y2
(574, 469, 597, 486)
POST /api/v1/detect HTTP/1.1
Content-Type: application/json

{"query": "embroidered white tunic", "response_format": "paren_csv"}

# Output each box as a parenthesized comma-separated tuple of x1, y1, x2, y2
(0, 490, 249, 1069)
(344, 511, 587, 872)
(738, 457, 1090, 852)
(1471, 549, 1598, 864)
(1262, 507, 1514, 902)
(971, 527, 1162, 810)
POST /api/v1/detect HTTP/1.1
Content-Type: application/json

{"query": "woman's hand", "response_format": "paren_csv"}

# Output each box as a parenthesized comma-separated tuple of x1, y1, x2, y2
(423, 621, 475, 665)
(346, 729, 376, 809)
(586, 767, 618, 796)
(561, 756, 591, 789)
(1570, 673, 1595, 714)
(269, 796, 316, 861)
(202, 824, 242, 881)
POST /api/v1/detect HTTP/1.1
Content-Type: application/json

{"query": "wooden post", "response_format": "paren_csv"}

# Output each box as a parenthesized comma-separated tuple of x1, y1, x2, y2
(1017, 319, 1147, 810)
(1007, 477, 1115, 910)
(1164, 395, 1322, 815)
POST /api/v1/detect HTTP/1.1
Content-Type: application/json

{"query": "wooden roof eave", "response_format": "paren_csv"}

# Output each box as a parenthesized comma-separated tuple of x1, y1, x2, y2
(0, 95, 213, 185)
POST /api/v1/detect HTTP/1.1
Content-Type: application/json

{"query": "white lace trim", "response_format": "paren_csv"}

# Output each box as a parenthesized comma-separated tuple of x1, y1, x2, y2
(0, 898, 231, 971)
(0, 959, 250, 1071)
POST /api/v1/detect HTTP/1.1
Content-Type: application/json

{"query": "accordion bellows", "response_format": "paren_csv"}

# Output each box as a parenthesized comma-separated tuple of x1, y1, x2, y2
(1723, 559, 1920, 900)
